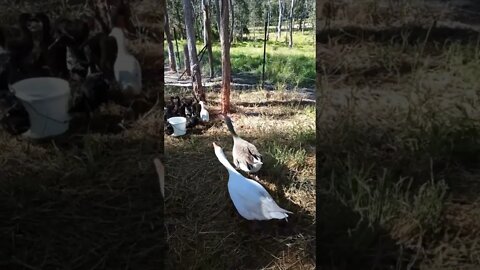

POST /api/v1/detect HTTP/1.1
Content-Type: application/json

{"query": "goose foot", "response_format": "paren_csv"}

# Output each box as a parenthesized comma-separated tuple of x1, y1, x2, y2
(248, 173, 260, 181)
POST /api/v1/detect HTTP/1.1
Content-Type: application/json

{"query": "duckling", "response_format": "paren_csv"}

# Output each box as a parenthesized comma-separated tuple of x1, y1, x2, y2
(223, 115, 263, 176)
(109, 27, 141, 95)
(54, 17, 90, 80)
(34, 12, 68, 78)
(0, 101, 30, 135)
(82, 32, 117, 81)
(213, 142, 292, 221)
(186, 115, 199, 128)
(69, 68, 110, 119)
(199, 101, 209, 122)
(3, 13, 35, 83)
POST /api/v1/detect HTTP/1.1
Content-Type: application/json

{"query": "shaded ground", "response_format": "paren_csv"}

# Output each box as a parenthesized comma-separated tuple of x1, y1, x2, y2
(0, 1, 165, 269)
(164, 88, 316, 269)
(317, 0, 480, 269)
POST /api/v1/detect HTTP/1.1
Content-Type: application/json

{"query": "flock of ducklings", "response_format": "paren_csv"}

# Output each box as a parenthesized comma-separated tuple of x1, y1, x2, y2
(0, 3, 141, 133)
(164, 95, 209, 134)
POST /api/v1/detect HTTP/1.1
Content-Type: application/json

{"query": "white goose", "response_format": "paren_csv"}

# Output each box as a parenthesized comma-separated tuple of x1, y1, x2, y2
(213, 142, 292, 221)
(199, 101, 209, 122)
(109, 27, 142, 95)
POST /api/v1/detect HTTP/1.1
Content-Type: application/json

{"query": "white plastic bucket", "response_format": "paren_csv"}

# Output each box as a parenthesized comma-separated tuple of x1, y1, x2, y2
(10, 77, 71, 139)
(167, 116, 187, 136)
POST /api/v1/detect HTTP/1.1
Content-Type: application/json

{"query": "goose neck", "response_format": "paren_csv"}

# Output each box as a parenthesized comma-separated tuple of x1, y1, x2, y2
(112, 32, 127, 55)
(215, 149, 242, 176)
(224, 117, 238, 137)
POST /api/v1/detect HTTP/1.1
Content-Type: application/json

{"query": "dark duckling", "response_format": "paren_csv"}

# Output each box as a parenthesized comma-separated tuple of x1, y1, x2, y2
(69, 71, 110, 119)
(34, 12, 69, 78)
(54, 17, 90, 80)
(3, 13, 35, 83)
(82, 32, 117, 81)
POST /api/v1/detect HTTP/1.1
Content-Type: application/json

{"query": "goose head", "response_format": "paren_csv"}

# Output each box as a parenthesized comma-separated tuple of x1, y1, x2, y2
(111, 0, 136, 36)
(222, 114, 238, 137)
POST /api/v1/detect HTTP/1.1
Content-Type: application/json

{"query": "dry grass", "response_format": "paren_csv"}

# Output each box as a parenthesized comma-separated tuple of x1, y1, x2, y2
(318, 0, 480, 269)
(0, 0, 165, 269)
(164, 87, 316, 269)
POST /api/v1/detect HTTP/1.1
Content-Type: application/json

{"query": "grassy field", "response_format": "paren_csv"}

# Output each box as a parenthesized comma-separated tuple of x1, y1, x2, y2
(0, 1, 165, 269)
(317, 0, 480, 269)
(164, 87, 316, 269)
(166, 30, 315, 88)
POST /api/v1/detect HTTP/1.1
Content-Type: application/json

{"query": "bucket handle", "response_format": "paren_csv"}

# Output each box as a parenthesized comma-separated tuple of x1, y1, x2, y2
(9, 84, 70, 124)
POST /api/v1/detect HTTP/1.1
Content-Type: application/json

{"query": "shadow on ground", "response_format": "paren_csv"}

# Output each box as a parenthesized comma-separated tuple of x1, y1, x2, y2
(0, 134, 164, 269)
(165, 131, 315, 269)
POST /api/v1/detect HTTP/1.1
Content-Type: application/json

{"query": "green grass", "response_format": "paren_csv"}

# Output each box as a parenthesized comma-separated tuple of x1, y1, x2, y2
(317, 2, 480, 268)
(165, 30, 315, 88)
(164, 87, 316, 269)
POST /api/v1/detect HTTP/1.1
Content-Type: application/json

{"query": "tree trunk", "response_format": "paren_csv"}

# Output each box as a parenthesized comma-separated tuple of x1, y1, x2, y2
(276, 0, 283, 41)
(262, 18, 268, 88)
(267, 1, 271, 40)
(164, 10, 177, 72)
(182, 0, 205, 101)
(220, 0, 231, 114)
(175, 4, 185, 38)
(253, 21, 255, 40)
(203, 0, 214, 78)
(173, 28, 181, 69)
(288, 0, 294, 48)
(214, 0, 221, 35)
(183, 44, 191, 77)
(229, 0, 234, 43)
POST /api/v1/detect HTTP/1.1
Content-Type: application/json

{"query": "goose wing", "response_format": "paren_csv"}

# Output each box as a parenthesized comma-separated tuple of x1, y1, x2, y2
(234, 139, 262, 170)
(228, 177, 291, 220)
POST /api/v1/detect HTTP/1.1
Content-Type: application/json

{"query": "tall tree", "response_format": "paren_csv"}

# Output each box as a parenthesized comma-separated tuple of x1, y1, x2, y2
(165, 9, 177, 72)
(214, 0, 221, 34)
(229, 0, 235, 43)
(220, 0, 231, 113)
(288, 0, 295, 47)
(182, 0, 205, 101)
(202, 0, 215, 78)
(276, 0, 283, 41)
(267, 0, 271, 40)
